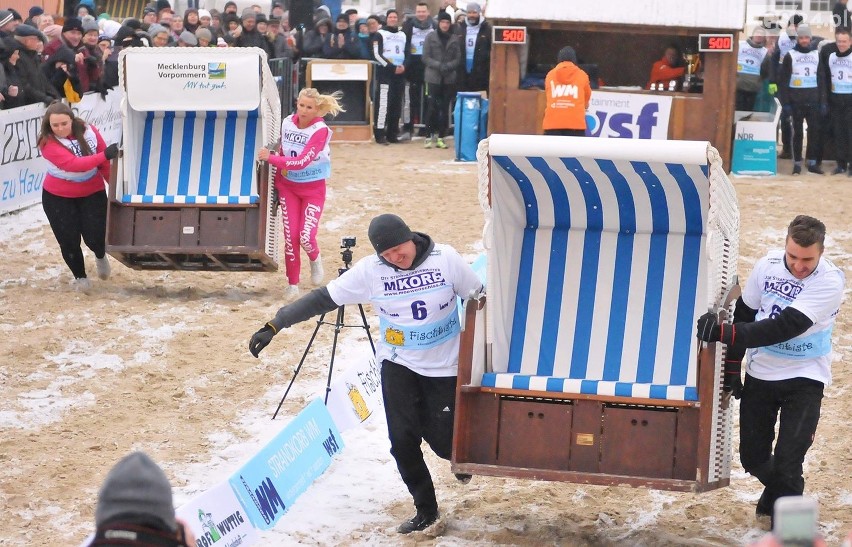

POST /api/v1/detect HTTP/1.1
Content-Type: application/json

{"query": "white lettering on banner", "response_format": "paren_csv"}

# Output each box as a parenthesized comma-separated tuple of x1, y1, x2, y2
(585, 91, 672, 139)
(550, 81, 578, 98)
(1, 103, 50, 215)
(266, 418, 321, 479)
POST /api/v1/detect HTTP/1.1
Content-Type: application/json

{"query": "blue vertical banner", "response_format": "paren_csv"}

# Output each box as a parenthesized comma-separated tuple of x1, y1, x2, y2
(228, 399, 344, 531)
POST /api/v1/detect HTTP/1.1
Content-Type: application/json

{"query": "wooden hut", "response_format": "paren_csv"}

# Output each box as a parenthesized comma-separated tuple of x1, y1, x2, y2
(484, 0, 748, 167)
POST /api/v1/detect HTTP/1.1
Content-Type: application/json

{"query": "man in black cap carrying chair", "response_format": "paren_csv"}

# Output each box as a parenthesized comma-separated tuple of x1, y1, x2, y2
(249, 213, 483, 534)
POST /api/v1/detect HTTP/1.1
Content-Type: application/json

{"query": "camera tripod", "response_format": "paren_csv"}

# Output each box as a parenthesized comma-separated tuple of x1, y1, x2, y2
(272, 240, 376, 420)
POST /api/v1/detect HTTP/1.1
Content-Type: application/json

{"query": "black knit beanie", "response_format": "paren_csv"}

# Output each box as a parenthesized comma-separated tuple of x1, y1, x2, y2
(368, 214, 414, 254)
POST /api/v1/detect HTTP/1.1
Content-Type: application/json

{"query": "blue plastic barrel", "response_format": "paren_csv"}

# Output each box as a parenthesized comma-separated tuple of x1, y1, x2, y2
(453, 92, 489, 162)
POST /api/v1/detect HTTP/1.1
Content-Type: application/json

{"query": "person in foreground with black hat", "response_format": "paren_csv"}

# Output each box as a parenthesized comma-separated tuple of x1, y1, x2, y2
(87, 451, 196, 546)
(249, 213, 483, 534)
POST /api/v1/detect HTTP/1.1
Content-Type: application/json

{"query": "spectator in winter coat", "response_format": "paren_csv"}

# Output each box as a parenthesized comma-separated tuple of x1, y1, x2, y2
(0, 10, 16, 39)
(13, 24, 60, 105)
(301, 17, 329, 57)
(456, 2, 491, 93)
(422, 11, 461, 147)
(234, 11, 271, 56)
(268, 17, 293, 59)
(353, 18, 371, 59)
(323, 14, 359, 59)
(43, 46, 83, 102)
(0, 37, 24, 109)
(80, 18, 104, 92)
(148, 24, 170, 47)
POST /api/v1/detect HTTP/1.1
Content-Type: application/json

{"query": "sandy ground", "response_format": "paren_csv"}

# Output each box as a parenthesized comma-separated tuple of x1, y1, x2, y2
(0, 142, 850, 546)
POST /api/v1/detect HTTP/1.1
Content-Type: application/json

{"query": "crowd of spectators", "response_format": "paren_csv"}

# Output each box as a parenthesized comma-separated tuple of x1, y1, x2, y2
(0, 0, 491, 114)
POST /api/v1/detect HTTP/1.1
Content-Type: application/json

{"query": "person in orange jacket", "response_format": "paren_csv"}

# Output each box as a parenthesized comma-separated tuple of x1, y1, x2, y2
(647, 45, 686, 90)
(542, 46, 591, 136)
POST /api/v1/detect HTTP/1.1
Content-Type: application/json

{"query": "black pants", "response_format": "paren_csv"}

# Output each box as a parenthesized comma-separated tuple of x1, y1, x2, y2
(424, 82, 455, 139)
(790, 103, 822, 162)
(544, 129, 586, 137)
(736, 89, 757, 112)
(381, 359, 456, 514)
(405, 59, 425, 129)
(42, 189, 108, 279)
(739, 374, 824, 515)
(374, 73, 405, 142)
(831, 99, 852, 166)
(780, 109, 791, 154)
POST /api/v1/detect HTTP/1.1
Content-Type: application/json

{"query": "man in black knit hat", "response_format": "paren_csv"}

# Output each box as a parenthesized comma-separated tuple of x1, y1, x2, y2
(249, 213, 483, 534)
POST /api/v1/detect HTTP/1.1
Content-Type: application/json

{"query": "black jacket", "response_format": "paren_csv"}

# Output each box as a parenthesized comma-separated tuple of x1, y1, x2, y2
(323, 28, 360, 59)
(15, 48, 60, 105)
(456, 17, 491, 92)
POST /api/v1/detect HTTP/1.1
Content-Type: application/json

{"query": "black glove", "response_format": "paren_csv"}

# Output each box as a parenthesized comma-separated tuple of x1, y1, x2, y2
(723, 359, 744, 399)
(104, 143, 120, 160)
(696, 311, 737, 345)
(249, 323, 277, 357)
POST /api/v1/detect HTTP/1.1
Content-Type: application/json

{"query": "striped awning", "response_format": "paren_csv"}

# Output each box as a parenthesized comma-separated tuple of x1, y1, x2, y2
(103, 0, 149, 20)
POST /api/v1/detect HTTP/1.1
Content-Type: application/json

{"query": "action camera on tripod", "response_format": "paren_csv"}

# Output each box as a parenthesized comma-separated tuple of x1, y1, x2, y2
(340, 236, 356, 274)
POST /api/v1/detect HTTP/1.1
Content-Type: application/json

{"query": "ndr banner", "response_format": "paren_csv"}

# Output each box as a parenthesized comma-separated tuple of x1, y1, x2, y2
(585, 91, 673, 140)
(0, 90, 123, 215)
(229, 399, 343, 531)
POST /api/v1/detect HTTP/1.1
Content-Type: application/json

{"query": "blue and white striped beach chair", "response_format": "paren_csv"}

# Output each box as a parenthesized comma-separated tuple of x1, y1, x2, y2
(452, 135, 740, 492)
(106, 48, 281, 271)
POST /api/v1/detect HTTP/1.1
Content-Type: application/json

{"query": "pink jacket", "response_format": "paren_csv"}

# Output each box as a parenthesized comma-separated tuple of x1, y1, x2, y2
(40, 125, 111, 198)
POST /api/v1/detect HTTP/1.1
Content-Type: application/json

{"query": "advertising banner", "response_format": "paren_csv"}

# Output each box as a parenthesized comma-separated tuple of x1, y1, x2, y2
(228, 399, 343, 531)
(176, 482, 259, 547)
(0, 103, 49, 215)
(73, 89, 124, 145)
(123, 49, 262, 111)
(585, 91, 673, 140)
(325, 358, 383, 432)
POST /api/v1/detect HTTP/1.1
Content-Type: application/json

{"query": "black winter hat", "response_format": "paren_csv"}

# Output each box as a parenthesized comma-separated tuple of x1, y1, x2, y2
(0, 36, 21, 61)
(0, 10, 14, 28)
(62, 17, 84, 33)
(29, 6, 44, 18)
(557, 46, 577, 64)
(155, 0, 172, 13)
(368, 214, 414, 254)
(14, 24, 42, 38)
(438, 11, 452, 23)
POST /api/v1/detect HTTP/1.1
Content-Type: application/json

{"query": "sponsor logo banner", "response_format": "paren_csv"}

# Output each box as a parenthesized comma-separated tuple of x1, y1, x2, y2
(176, 482, 258, 547)
(123, 51, 261, 111)
(325, 358, 384, 432)
(229, 399, 343, 531)
(585, 91, 672, 140)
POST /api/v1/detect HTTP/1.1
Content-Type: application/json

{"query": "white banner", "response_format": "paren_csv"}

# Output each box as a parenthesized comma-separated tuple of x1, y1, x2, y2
(586, 91, 673, 140)
(0, 103, 49, 215)
(123, 49, 262, 111)
(325, 358, 384, 432)
(0, 93, 124, 216)
(73, 89, 124, 146)
(176, 482, 259, 547)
